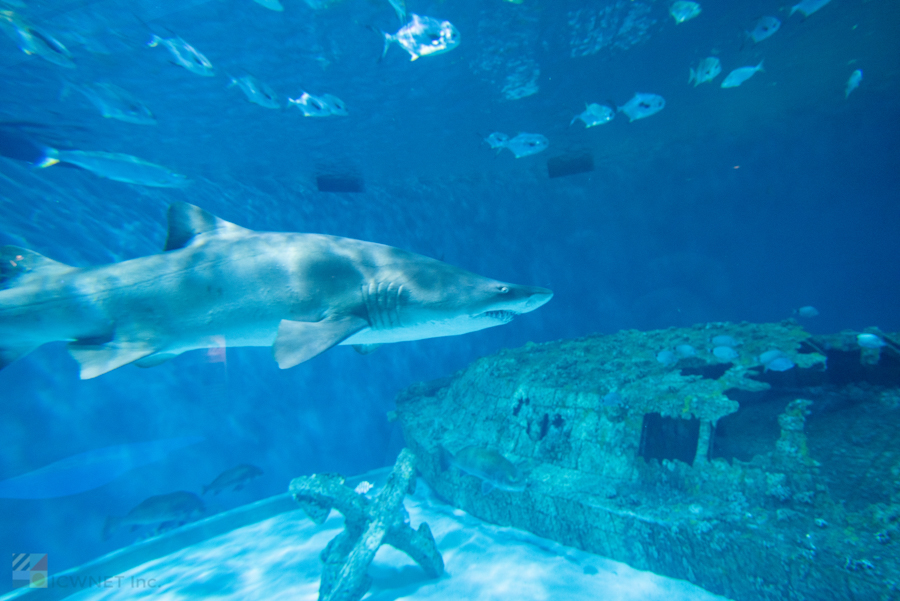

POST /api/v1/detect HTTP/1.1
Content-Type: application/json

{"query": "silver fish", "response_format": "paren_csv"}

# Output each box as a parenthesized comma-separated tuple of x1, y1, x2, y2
(617, 93, 665, 122)
(102, 491, 204, 540)
(845, 69, 862, 99)
(790, 0, 832, 17)
(37, 148, 188, 187)
(382, 14, 460, 61)
(228, 75, 280, 109)
(62, 81, 156, 125)
(712, 346, 739, 360)
(721, 61, 764, 88)
(288, 91, 346, 117)
(443, 446, 526, 494)
(202, 464, 263, 495)
(670, 1, 701, 24)
(501, 133, 549, 158)
(747, 16, 780, 43)
(485, 132, 509, 149)
(689, 57, 721, 86)
(147, 34, 214, 76)
(571, 103, 616, 127)
(252, 0, 283, 11)
(793, 305, 819, 318)
(0, 10, 74, 68)
(857, 333, 886, 349)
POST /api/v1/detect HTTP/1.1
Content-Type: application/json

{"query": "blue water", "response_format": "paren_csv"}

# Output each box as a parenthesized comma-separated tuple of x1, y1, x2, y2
(0, 0, 898, 588)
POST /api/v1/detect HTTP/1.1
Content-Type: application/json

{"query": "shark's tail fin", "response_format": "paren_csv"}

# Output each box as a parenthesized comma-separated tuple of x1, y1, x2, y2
(0, 246, 76, 371)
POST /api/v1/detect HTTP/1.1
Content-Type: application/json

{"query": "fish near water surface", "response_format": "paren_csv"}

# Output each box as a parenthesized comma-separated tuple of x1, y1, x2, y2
(147, 34, 214, 76)
(0, 10, 74, 68)
(485, 132, 548, 158)
(61, 81, 156, 125)
(36, 148, 188, 187)
(0, 203, 552, 379)
(746, 16, 780, 44)
(669, 1, 701, 24)
(721, 61, 764, 88)
(228, 75, 280, 109)
(382, 14, 460, 61)
(571, 103, 616, 127)
(689, 57, 721, 86)
(617, 93, 665, 122)
(288, 91, 347, 116)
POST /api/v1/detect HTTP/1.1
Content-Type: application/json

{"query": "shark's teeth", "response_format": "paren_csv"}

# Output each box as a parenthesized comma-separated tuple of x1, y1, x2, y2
(484, 310, 516, 323)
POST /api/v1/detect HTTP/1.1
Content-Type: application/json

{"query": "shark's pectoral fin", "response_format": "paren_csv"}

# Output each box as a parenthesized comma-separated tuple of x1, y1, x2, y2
(352, 344, 382, 355)
(134, 353, 180, 368)
(68, 341, 157, 379)
(274, 316, 368, 369)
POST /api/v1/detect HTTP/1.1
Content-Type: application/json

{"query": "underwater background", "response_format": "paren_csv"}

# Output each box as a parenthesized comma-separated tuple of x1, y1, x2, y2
(0, 0, 898, 592)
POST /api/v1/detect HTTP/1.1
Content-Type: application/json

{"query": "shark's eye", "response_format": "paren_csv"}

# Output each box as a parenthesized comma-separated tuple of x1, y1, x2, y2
(498, 286, 509, 294)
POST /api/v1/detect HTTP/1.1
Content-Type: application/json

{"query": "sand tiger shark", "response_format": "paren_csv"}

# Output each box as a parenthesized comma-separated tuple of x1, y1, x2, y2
(0, 202, 552, 379)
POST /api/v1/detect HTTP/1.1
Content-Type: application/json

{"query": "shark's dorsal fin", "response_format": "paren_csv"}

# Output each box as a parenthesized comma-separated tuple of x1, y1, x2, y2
(1, 246, 74, 289)
(164, 202, 250, 251)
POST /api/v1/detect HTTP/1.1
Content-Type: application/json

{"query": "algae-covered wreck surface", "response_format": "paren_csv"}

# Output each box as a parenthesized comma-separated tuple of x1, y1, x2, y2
(393, 321, 900, 601)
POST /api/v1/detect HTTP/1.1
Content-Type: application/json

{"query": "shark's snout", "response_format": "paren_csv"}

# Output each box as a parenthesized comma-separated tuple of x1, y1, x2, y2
(522, 286, 553, 312)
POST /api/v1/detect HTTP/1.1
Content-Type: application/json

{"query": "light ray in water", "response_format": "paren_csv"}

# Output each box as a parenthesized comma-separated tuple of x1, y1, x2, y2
(0, 436, 203, 499)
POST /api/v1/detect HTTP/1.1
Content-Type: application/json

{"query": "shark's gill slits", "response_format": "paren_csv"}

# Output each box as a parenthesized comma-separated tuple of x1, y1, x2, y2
(484, 310, 516, 323)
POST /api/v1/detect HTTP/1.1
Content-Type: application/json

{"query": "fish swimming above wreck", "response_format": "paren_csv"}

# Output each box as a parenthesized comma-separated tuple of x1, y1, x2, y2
(0, 203, 553, 379)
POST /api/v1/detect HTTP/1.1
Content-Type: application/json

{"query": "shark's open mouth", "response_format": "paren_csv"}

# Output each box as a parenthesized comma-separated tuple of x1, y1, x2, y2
(483, 310, 516, 323)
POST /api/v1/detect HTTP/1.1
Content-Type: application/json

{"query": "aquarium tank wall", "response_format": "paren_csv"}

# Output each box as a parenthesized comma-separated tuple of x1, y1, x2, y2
(0, 0, 898, 599)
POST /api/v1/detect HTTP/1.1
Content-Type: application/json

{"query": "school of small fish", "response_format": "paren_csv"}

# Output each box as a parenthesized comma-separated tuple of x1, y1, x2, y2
(0, 0, 862, 179)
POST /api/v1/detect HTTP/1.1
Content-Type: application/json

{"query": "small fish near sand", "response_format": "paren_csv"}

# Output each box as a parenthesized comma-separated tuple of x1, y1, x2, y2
(37, 148, 188, 187)
(617, 93, 665, 122)
(147, 34, 214, 76)
(229, 75, 280, 109)
(746, 16, 780, 44)
(571, 103, 616, 128)
(102, 491, 204, 540)
(288, 91, 347, 116)
(790, 0, 832, 18)
(845, 69, 862, 99)
(442, 445, 526, 495)
(670, 1, 701, 24)
(202, 464, 263, 495)
(721, 61, 764, 88)
(689, 57, 721, 86)
(61, 81, 156, 125)
(0, 10, 74, 68)
(381, 14, 460, 61)
(485, 132, 548, 158)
